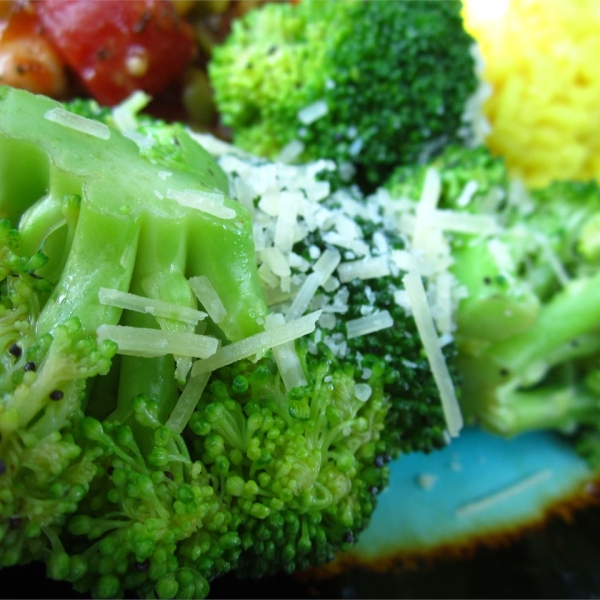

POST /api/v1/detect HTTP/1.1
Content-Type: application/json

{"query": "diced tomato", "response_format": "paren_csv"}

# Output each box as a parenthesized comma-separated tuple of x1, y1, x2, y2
(35, 0, 196, 105)
(0, 5, 68, 97)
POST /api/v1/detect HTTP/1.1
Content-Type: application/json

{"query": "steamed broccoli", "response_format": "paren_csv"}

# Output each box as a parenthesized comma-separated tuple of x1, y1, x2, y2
(0, 87, 458, 598)
(386, 145, 600, 465)
(208, 0, 479, 191)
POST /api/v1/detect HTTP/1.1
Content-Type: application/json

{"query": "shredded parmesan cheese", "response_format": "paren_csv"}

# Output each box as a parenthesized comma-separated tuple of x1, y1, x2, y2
(297, 100, 328, 125)
(45, 107, 110, 140)
(189, 276, 227, 324)
(266, 313, 308, 391)
(456, 469, 552, 517)
(286, 249, 341, 321)
(166, 188, 235, 220)
(412, 167, 442, 253)
(346, 311, 394, 339)
(98, 288, 207, 325)
(402, 269, 463, 437)
(337, 256, 391, 283)
(97, 325, 218, 359)
(166, 372, 211, 434)
(191, 310, 321, 376)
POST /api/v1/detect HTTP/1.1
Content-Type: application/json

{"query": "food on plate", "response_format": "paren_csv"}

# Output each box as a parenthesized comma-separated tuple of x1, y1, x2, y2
(209, 0, 480, 191)
(385, 145, 600, 464)
(0, 87, 456, 598)
(1, 0, 599, 597)
(0, 0, 279, 124)
(0, 0, 196, 105)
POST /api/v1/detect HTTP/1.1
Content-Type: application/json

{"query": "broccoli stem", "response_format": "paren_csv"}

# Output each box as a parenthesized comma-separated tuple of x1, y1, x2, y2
(481, 383, 600, 436)
(452, 235, 540, 342)
(36, 201, 140, 336)
(133, 214, 197, 384)
(488, 271, 600, 381)
(185, 212, 267, 342)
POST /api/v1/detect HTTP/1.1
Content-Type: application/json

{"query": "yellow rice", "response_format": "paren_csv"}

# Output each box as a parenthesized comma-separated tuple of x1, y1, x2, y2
(462, 0, 600, 188)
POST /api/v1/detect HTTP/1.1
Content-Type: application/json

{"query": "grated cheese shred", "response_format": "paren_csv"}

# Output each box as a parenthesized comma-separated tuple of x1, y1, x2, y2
(96, 325, 218, 359)
(189, 276, 227, 324)
(192, 310, 321, 376)
(266, 313, 308, 391)
(166, 372, 211, 434)
(98, 287, 207, 325)
(166, 188, 235, 219)
(346, 311, 394, 339)
(402, 269, 463, 437)
(456, 470, 552, 517)
(45, 107, 110, 140)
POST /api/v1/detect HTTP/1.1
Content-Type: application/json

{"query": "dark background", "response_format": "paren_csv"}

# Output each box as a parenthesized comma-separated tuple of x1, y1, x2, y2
(4, 505, 600, 599)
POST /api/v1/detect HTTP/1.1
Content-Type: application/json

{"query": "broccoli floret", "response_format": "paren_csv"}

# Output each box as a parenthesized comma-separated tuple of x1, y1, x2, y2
(386, 145, 600, 465)
(209, 0, 478, 191)
(296, 217, 449, 456)
(0, 88, 462, 598)
(0, 85, 266, 592)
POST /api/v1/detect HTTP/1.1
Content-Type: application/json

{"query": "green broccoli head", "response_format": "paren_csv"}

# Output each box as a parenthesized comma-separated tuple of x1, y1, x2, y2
(0, 86, 267, 584)
(0, 87, 465, 598)
(209, 0, 478, 192)
(386, 145, 600, 465)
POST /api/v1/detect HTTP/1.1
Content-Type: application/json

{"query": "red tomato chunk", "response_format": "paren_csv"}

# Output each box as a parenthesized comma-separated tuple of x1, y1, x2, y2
(35, 0, 196, 105)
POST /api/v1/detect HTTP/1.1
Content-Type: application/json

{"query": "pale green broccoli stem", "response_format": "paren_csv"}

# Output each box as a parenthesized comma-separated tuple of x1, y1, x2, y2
(459, 270, 600, 435)
(0, 138, 50, 225)
(488, 270, 600, 379)
(452, 236, 540, 343)
(480, 383, 600, 437)
(36, 200, 140, 336)
(134, 215, 197, 384)
(185, 212, 267, 342)
(110, 304, 180, 473)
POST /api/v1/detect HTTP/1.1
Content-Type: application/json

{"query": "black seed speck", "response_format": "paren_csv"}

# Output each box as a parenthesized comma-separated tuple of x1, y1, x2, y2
(164, 471, 174, 480)
(107, 466, 115, 476)
(499, 368, 509, 377)
(0, 459, 6, 476)
(24, 361, 36, 372)
(49, 390, 64, 401)
(483, 276, 492, 285)
(369, 486, 379, 496)
(8, 343, 21, 358)
(135, 560, 150, 572)
(374, 455, 385, 468)
(342, 532, 354, 545)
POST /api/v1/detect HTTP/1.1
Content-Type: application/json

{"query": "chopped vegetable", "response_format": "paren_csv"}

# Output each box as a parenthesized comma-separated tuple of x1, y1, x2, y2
(35, 0, 196, 105)
(209, 0, 479, 191)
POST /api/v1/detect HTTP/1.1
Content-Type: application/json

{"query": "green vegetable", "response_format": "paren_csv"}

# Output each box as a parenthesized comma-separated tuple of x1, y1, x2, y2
(386, 145, 600, 465)
(209, 0, 478, 191)
(0, 87, 455, 598)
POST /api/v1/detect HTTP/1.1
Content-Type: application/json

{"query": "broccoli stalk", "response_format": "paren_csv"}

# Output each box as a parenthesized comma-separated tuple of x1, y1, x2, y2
(458, 271, 600, 436)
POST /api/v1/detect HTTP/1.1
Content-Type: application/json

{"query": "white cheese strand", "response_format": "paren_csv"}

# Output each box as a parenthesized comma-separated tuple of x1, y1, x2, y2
(402, 269, 463, 437)
(192, 310, 321, 376)
(97, 325, 218, 359)
(98, 288, 207, 325)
